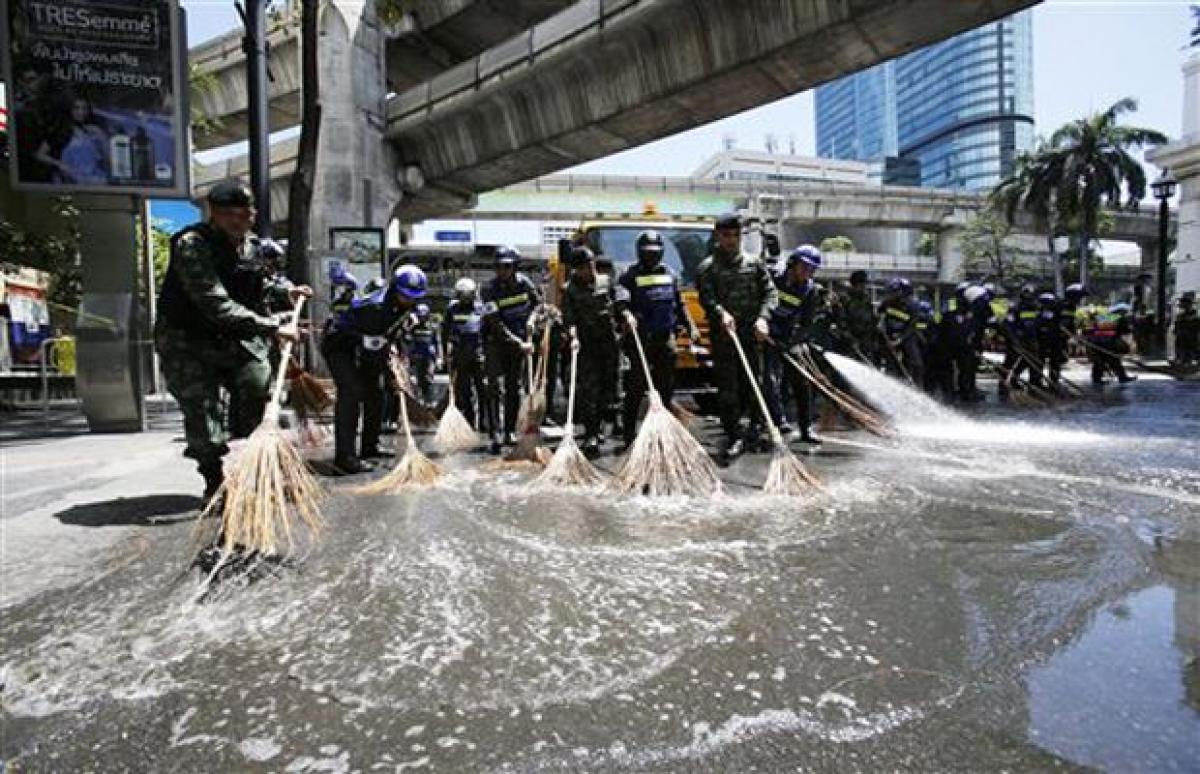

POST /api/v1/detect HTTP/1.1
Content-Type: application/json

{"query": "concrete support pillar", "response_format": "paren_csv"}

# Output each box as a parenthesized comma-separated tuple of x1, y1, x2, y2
(73, 195, 144, 432)
(306, 2, 402, 279)
(937, 228, 964, 284)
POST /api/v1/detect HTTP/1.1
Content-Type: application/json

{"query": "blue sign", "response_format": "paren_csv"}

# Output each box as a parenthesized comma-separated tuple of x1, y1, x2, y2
(435, 230, 472, 243)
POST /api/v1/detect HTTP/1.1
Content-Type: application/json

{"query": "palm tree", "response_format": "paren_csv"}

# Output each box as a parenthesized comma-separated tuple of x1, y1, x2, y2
(991, 98, 1168, 289)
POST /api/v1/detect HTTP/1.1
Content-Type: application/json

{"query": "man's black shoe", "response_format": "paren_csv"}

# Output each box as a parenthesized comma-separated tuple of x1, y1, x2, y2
(502, 432, 516, 446)
(362, 447, 395, 459)
(489, 436, 503, 455)
(719, 437, 745, 461)
(333, 457, 375, 475)
(1118, 375, 1137, 384)
(800, 429, 823, 445)
(582, 436, 600, 458)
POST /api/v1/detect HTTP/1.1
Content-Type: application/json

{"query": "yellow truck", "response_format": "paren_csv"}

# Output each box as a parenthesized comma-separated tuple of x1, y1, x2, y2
(548, 208, 718, 393)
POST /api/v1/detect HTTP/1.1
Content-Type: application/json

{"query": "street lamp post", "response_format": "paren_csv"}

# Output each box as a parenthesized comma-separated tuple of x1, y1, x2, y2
(1150, 168, 1177, 359)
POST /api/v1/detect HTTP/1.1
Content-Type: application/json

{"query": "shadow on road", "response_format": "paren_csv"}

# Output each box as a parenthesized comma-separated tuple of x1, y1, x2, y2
(55, 495, 202, 527)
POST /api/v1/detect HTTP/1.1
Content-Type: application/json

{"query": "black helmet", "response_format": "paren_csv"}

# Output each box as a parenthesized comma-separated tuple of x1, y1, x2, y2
(713, 212, 742, 232)
(1020, 283, 1037, 300)
(849, 270, 869, 286)
(495, 245, 521, 265)
(259, 238, 285, 262)
(568, 245, 596, 267)
(207, 178, 253, 208)
(635, 230, 665, 260)
(1064, 283, 1087, 301)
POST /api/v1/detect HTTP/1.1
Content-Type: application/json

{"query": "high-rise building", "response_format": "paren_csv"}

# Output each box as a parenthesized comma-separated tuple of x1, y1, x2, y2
(815, 10, 1033, 191)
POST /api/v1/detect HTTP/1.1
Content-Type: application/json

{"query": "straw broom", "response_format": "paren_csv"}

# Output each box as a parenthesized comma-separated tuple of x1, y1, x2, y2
(780, 344, 892, 437)
(608, 312, 723, 497)
(433, 370, 481, 455)
(726, 325, 821, 496)
(352, 355, 444, 493)
(199, 298, 324, 556)
(533, 340, 605, 488)
(504, 323, 553, 465)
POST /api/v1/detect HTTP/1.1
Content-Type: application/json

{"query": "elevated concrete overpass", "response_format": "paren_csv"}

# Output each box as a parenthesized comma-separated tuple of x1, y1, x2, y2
(188, 0, 575, 150)
(384, 0, 1040, 221)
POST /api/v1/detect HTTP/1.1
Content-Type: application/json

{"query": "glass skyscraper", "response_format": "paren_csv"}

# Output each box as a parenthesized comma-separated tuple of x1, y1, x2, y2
(815, 11, 1033, 191)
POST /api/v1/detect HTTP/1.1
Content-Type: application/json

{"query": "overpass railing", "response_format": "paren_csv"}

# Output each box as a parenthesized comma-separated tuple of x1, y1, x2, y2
(389, 0, 643, 124)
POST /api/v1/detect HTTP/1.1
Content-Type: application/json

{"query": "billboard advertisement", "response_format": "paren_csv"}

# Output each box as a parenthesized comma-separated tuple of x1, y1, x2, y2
(0, 0, 190, 197)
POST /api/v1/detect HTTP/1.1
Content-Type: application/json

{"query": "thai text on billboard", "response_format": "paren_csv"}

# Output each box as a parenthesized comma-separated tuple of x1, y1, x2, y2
(1, 0, 189, 196)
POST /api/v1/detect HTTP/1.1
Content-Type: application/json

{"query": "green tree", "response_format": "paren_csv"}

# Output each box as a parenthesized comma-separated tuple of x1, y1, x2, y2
(991, 98, 1167, 290)
(819, 235, 855, 254)
(916, 232, 938, 257)
(959, 207, 1023, 283)
(0, 197, 82, 326)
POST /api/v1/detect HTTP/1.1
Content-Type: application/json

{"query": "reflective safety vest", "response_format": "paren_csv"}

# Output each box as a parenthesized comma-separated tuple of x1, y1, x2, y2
(408, 319, 437, 359)
(619, 264, 680, 335)
(880, 300, 914, 338)
(768, 277, 816, 342)
(482, 274, 537, 338)
(447, 299, 484, 350)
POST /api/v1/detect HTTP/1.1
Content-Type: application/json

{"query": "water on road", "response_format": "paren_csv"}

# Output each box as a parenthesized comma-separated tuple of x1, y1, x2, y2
(2, 371, 1198, 772)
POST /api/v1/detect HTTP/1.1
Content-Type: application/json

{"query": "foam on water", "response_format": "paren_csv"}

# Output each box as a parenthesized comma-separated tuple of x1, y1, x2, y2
(825, 353, 1104, 446)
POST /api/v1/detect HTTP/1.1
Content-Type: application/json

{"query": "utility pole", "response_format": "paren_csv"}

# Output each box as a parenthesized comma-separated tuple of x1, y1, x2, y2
(243, 0, 271, 237)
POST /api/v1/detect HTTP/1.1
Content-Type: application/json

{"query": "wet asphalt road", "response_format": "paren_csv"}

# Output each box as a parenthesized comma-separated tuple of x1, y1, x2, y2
(2, 372, 1198, 772)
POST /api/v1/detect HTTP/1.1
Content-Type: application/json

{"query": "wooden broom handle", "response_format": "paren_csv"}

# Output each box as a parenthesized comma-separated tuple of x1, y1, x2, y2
(726, 323, 784, 447)
(267, 296, 307, 413)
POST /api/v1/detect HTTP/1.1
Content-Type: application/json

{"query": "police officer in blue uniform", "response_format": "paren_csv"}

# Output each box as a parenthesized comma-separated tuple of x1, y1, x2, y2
(407, 302, 440, 405)
(442, 277, 489, 433)
(321, 264, 426, 474)
(998, 283, 1044, 397)
(762, 245, 823, 444)
(481, 246, 542, 454)
(877, 278, 924, 385)
(616, 230, 698, 450)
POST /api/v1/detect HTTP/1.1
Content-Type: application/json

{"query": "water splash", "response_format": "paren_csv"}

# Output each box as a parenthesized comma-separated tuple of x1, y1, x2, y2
(824, 353, 1102, 446)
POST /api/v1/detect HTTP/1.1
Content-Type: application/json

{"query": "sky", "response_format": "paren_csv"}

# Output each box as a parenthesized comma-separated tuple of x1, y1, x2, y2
(171, 0, 1196, 234)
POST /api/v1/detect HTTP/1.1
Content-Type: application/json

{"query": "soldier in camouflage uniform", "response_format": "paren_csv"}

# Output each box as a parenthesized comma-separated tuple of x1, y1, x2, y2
(697, 213, 778, 460)
(154, 180, 310, 499)
(561, 246, 618, 457)
(836, 269, 877, 361)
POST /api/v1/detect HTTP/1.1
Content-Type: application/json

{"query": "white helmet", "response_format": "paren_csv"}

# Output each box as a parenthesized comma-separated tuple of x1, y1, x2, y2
(454, 277, 477, 296)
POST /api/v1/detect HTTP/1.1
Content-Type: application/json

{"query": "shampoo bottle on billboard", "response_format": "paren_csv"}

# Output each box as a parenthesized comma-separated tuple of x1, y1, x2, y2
(131, 126, 154, 181)
(109, 126, 132, 181)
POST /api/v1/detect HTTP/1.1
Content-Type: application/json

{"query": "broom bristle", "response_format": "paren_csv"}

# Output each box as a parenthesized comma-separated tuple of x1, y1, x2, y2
(762, 445, 821, 496)
(350, 445, 445, 494)
(533, 435, 605, 488)
(609, 393, 723, 497)
(503, 430, 552, 466)
(289, 370, 333, 416)
(199, 419, 324, 556)
(433, 402, 481, 455)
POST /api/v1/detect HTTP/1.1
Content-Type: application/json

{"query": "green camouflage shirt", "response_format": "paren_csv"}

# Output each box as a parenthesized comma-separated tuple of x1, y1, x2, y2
(155, 222, 290, 361)
(562, 274, 616, 344)
(696, 248, 777, 327)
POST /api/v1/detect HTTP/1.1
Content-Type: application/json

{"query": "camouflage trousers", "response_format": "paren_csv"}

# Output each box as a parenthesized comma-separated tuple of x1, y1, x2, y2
(156, 329, 272, 478)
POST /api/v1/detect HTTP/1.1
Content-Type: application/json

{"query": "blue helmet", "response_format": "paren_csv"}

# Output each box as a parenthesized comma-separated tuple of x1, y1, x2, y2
(259, 238, 286, 262)
(495, 245, 521, 265)
(917, 299, 933, 316)
(392, 264, 427, 299)
(1065, 283, 1087, 301)
(886, 277, 912, 295)
(327, 262, 359, 290)
(1038, 292, 1057, 307)
(788, 244, 822, 269)
(1109, 302, 1131, 315)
